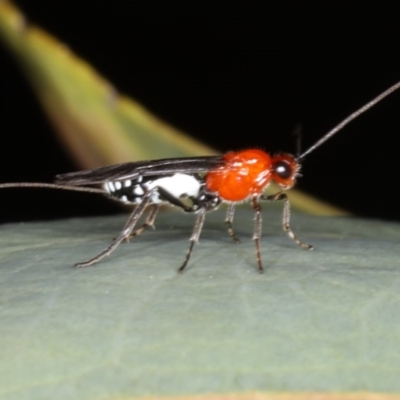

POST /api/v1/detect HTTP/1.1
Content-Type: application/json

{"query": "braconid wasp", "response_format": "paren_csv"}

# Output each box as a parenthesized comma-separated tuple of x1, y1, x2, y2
(2, 81, 400, 272)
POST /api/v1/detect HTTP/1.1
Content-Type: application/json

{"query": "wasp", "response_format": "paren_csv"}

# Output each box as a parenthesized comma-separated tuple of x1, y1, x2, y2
(1, 81, 400, 272)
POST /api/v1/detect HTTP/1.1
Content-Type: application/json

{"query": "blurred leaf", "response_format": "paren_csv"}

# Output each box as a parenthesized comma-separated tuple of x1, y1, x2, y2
(0, 1, 346, 216)
(0, 0, 217, 167)
(1, 206, 400, 398)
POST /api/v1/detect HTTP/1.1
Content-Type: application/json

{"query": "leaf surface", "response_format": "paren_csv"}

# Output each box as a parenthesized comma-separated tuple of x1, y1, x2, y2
(1, 207, 400, 399)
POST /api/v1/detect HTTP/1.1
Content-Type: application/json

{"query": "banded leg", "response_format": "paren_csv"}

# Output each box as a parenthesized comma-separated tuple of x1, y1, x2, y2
(261, 192, 313, 250)
(75, 187, 158, 268)
(252, 196, 264, 273)
(178, 208, 206, 273)
(225, 203, 240, 244)
(125, 204, 160, 241)
(157, 187, 198, 212)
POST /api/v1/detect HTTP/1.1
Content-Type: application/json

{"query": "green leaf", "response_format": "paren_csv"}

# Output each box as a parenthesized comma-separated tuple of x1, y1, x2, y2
(1, 207, 400, 399)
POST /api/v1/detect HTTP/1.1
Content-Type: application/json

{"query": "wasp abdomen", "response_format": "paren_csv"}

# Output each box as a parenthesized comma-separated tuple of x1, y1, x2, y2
(103, 173, 219, 212)
(103, 178, 143, 204)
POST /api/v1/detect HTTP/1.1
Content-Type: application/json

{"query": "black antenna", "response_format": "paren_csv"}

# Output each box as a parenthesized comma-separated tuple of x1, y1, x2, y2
(297, 80, 400, 160)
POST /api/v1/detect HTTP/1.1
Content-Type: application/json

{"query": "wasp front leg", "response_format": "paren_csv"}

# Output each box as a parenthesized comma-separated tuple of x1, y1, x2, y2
(260, 192, 313, 250)
(251, 196, 264, 273)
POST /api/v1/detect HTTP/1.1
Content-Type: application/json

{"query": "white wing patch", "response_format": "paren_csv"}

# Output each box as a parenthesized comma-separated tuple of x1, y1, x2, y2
(115, 181, 122, 190)
(106, 182, 115, 192)
(133, 186, 144, 196)
(146, 173, 201, 198)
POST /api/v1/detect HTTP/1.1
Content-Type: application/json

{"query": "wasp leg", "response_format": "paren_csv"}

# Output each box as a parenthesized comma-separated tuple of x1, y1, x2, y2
(75, 187, 158, 268)
(225, 203, 240, 244)
(156, 187, 196, 212)
(124, 205, 160, 242)
(251, 196, 264, 273)
(260, 192, 313, 250)
(178, 208, 206, 273)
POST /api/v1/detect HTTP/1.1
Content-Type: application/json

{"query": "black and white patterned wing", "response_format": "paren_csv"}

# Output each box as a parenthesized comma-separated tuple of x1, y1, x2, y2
(55, 156, 224, 186)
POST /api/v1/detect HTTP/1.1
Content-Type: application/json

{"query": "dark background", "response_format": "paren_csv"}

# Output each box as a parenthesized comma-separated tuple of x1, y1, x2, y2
(1, 2, 400, 223)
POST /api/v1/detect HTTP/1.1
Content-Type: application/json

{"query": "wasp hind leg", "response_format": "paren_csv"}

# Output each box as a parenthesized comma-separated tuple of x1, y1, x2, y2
(75, 187, 158, 268)
(124, 204, 160, 242)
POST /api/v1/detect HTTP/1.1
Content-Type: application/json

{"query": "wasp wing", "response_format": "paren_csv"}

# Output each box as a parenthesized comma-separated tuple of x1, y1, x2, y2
(55, 156, 224, 186)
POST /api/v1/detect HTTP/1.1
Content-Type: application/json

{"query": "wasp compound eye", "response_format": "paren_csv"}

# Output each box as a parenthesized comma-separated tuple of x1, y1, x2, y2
(271, 154, 298, 189)
(273, 160, 292, 180)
